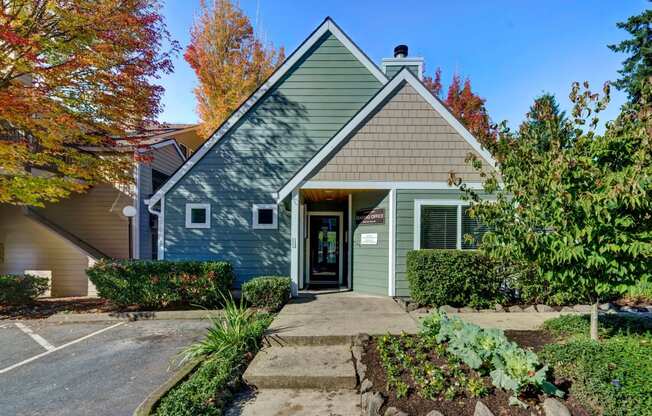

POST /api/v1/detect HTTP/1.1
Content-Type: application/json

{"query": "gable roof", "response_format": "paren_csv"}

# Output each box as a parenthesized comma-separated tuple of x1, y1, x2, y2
(275, 67, 497, 202)
(146, 17, 388, 207)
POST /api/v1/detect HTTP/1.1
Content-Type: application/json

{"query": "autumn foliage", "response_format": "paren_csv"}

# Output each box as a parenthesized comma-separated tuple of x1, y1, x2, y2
(184, 0, 284, 138)
(423, 68, 495, 148)
(0, 0, 177, 206)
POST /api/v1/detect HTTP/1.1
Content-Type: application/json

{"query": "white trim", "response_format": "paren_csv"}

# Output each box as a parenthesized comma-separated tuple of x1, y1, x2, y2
(276, 68, 496, 203)
(388, 188, 396, 296)
(306, 211, 345, 287)
(252, 203, 278, 229)
(299, 202, 306, 290)
(158, 198, 164, 259)
(185, 203, 211, 229)
(134, 162, 141, 259)
(147, 18, 387, 207)
(413, 199, 470, 250)
(301, 181, 485, 190)
(290, 191, 300, 296)
(381, 58, 424, 80)
(348, 193, 353, 290)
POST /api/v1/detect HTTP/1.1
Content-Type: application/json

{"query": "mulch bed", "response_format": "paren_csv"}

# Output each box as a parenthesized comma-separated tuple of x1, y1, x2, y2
(0, 297, 206, 320)
(361, 331, 590, 416)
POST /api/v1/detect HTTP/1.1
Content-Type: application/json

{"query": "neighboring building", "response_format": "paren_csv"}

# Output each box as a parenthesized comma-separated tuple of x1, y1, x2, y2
(0, 124, 202, 297)
(147, 17, 497, 297)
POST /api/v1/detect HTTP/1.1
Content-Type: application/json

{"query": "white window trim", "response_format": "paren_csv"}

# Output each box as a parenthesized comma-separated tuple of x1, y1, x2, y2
(413, 199, 470, 250)
(185, 203, 211, 229)
(252, 204, 278, 230)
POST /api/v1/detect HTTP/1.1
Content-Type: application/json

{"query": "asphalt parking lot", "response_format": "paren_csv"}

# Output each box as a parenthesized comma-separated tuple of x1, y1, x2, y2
(0, 319, 211, 416)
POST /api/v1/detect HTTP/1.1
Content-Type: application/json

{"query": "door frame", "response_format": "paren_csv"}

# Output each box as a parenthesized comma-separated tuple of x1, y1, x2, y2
(305, 211, 344, 286)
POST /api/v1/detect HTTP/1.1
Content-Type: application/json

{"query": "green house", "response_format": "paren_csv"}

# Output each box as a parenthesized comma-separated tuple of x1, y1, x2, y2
(146, 18, 496, 297)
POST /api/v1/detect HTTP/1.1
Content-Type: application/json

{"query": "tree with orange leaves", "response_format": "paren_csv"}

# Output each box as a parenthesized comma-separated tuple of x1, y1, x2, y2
(424, 69, 495, 149)
(184, 0, 284, 138)
(0, 0, 177, 206)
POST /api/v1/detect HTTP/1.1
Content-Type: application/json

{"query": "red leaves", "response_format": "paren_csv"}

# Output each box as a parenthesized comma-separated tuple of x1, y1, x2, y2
(424, 69, 496, 149)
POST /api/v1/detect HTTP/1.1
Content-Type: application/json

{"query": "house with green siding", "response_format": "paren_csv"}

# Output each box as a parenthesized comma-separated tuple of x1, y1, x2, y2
(146, 18, 495, 297)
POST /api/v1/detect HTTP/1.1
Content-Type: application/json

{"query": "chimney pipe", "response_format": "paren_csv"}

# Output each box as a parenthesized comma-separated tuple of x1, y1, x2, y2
(393, 44, 408, 58)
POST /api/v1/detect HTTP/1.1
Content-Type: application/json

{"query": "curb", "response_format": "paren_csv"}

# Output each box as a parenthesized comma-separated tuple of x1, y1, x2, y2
(133, 358, 202, 416)
(3, 309, 222, 324)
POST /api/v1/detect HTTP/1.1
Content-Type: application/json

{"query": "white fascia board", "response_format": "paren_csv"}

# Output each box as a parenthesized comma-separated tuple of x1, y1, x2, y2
(144, 139, 187, 161)
(300, 181, 486, 190)
(276, 68, 497, 203)
(147, 17, 387, 207)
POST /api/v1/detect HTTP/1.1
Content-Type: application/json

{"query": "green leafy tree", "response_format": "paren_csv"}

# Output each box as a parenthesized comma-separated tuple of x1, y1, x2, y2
(463, 81, 652, 341)
(608, 5, 652, 102)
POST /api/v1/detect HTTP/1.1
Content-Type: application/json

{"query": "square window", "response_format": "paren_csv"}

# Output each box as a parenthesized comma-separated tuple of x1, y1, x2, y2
(185, 203, 210, 228)
(191, 208, 206, 224)
(257, 208, 274, 225)
(252, 204, 278, 229)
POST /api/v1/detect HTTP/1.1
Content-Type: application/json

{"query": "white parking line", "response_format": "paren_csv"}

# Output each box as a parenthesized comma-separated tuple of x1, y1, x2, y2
(0, 322, 125, 375)
(15, 323, 56, 351)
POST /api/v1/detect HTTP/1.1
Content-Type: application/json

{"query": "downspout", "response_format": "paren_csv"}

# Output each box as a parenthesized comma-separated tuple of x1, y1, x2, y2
(145, 198, 164, 260)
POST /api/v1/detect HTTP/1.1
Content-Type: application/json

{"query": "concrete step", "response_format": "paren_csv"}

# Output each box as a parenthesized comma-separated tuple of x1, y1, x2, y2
(225, 389, 361, 416)
(243, 345, 357, 390)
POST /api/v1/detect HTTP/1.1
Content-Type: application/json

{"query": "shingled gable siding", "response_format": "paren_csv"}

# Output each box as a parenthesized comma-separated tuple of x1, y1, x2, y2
(309, 83, 494, 182)
(163, 32, 382, 285)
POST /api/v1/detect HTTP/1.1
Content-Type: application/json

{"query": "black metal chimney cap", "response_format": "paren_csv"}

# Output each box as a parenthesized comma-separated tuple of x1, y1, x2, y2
(394, 44, 408, 58)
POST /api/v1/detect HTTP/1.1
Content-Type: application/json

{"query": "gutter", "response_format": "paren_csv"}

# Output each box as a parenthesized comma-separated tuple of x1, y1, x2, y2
(145, 198, 164, 260)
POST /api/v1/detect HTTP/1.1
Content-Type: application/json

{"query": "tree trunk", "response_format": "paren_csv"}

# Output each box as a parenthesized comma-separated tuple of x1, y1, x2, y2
(590, 300, 599, 341)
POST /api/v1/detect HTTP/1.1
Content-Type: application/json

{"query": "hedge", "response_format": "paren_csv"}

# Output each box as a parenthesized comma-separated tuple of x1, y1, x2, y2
(0, 274, 49, 305)
(242, 276, 291, 311)
(406, 249, 505, 308)
(86, 260, 233, 308)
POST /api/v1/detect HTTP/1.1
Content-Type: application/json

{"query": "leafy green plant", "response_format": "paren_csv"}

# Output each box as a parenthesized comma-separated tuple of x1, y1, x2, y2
(181, 296, 272, 361)
(86, 260, 233, 308)
(467, 376, 489, 398)
(155, 299, 272, 416)
(0, 274, 49, 305)
(625, 278, 652, 304)
(241, 276, 291, 311)
(406, 249, 507, 308)
(424, 310, 563, 403)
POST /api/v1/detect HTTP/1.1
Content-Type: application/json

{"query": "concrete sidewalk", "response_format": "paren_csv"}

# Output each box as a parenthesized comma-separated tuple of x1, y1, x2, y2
(266, 291, 419, 345)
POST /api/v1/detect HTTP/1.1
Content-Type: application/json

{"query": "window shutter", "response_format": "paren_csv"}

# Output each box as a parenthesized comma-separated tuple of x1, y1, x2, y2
(420, 206, 457, 249)
(462, 206, 488, 249)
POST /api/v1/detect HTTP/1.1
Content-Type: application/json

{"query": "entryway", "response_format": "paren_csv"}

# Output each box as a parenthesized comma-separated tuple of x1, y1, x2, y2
(307, 212, 343, 288)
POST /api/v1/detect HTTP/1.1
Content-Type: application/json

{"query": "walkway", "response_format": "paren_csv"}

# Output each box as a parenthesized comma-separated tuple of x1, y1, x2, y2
(229, 291, 418, 415)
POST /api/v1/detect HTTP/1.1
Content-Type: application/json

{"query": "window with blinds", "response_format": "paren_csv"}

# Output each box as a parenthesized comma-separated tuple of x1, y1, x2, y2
(462, 206, 488, 249)
(420, 206, 458, 249)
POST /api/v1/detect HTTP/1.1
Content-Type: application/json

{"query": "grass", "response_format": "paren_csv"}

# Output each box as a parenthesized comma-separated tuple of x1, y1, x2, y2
(540, 314, 652, 416)
(154, 297, 273, 416)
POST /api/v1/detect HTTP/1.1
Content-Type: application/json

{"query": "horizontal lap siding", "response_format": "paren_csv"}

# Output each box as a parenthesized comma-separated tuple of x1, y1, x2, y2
(394, 189, 495, 297)
(310, 84, 494, 182)
(352, 191, 389, 295)
(164, 32, 382, 286)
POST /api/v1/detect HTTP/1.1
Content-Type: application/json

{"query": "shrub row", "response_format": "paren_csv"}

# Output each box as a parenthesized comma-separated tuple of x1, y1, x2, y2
(406, 250, 506, 308)
(406, 249, 631, 307)
(242, 276, 291, 311)
(86, 260, 233, 308)
(0, 274, 49, 305)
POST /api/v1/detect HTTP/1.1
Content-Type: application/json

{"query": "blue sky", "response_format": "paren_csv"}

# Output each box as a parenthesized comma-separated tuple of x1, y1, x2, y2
(158, 0, 647, 130)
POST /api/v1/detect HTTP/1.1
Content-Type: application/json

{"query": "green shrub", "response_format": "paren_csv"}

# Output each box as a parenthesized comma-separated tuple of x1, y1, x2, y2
(86, 260, 233, 308)
(154, 303, 272, 416)
(0, 274, 49, 305)
(242, 276, 291, 311)
(542, 314, 652, 339)
(406, 250, 505, 308)
(625, 278, 652, 304)
(541, 336, 652, 416)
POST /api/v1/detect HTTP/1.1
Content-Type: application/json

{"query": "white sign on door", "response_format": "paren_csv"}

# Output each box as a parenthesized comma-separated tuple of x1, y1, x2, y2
(360, 233, 378, 245)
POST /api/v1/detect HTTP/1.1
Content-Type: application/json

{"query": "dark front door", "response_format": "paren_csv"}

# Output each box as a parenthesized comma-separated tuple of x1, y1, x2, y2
(309, 215, 340, 285)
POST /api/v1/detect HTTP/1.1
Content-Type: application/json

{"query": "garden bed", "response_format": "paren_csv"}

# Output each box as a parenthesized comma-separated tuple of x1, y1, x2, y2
(361, 333, 589, 416)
